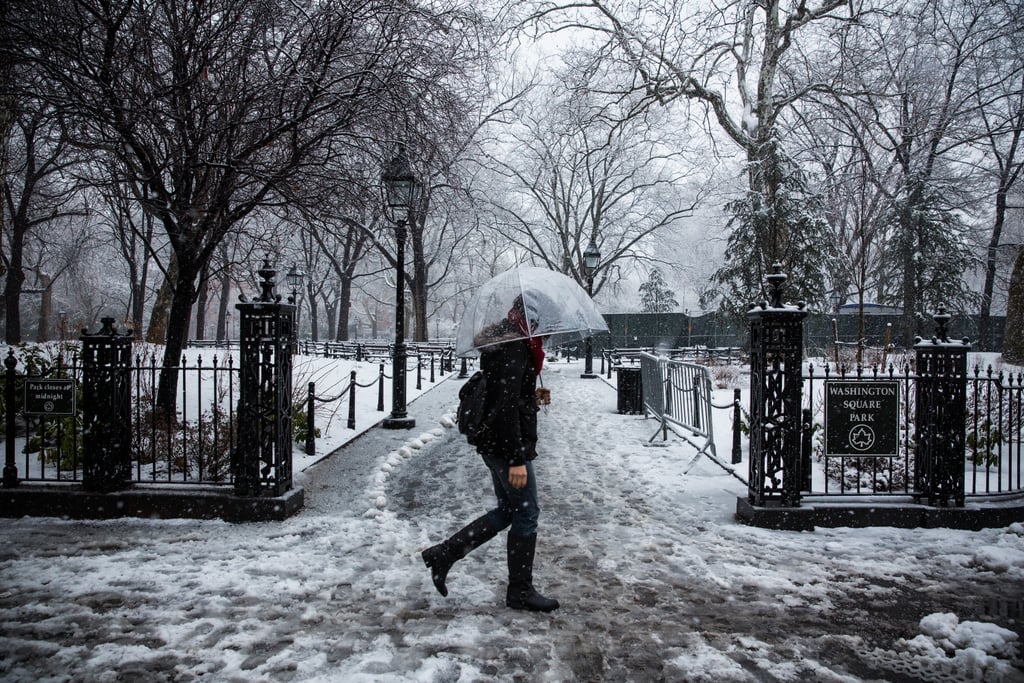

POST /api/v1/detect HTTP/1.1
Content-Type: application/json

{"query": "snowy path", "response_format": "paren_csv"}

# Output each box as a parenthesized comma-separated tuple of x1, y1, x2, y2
(1, 361, 1023, 682)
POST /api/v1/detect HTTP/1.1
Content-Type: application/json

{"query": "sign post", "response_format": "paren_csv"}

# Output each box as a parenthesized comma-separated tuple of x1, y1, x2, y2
(825, 381, 900, 457)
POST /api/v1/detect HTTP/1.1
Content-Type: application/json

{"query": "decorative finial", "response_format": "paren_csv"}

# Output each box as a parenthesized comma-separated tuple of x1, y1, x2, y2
(766, 264, 787, 308)
(933, 308, 951, 343)
(256, 257, 277, 303)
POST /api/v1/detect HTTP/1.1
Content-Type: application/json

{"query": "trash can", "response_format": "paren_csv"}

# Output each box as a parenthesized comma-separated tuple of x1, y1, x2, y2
(616, 366, 643, 414)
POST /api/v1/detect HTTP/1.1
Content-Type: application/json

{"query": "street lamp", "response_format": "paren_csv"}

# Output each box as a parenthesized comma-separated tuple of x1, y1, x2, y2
(581, 237, 601, 378)
(286, 263, 304, 350)
(829, 290, 842, 314)
(829, 290, 843, 366)
(286, 263, 304, 304)
(381, 149, 419, 429)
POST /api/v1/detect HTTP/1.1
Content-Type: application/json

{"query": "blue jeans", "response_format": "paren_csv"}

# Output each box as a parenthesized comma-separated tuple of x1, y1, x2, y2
(482, 455, 539, 537)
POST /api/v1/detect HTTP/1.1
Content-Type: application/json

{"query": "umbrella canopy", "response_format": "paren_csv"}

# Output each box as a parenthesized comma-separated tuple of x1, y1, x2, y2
(455, 266, 609, 356)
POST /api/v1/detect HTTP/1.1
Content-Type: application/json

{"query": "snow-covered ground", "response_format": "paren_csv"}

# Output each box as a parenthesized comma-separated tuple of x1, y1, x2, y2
(1, 355, 1023, 682)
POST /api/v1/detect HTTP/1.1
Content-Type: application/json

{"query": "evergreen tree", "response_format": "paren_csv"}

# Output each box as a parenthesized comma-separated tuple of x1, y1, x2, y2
(706, 150, 838, 314)
(639, 269, 678, 313)
(882, 180, 977, 343)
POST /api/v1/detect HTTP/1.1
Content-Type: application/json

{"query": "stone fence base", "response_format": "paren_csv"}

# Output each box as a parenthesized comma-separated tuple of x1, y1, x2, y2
(737, 495, 1024, 531)
(0, 484, 304, 522)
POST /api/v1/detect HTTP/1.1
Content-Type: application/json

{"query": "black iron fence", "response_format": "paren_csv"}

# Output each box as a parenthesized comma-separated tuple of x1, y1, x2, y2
(803, 361, 1024, 499)
(2, 344, 239, 486)
(2, 338, 458, 487)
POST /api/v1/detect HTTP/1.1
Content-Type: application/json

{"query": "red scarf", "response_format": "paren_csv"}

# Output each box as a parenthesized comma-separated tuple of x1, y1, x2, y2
(508, 307, 545, 375)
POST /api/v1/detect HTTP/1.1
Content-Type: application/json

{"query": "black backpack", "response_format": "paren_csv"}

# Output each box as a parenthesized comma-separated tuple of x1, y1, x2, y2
(457, 371, 491, 445)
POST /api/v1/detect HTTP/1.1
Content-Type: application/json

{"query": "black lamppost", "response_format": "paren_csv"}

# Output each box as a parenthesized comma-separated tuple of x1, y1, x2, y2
(829, 290, 842, 366)
(581, 237, 601, 378)
(286, 264, 304, 304)
(381, 150, 419, 429)
(286, 263, 304, 349)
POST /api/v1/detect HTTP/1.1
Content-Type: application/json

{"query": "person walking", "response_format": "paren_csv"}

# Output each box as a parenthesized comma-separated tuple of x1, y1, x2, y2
(421, 296, 559, 612)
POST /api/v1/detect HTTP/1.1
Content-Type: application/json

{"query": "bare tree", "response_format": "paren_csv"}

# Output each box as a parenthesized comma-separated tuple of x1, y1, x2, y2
(523, 0, 866, 307)
(821, 0, 1021, 345)
(4, 0, 491, 407)
(1, 97, 85, 343)
(972, 26, 1024, 350)
(479, 84, 700, 296)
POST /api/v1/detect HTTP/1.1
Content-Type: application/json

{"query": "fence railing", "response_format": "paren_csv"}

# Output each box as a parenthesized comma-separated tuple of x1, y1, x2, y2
(190, 338, 455, 366)
(2, 346, 240, 486)
(803, 362, 1024, 498)
(301, 350, 457, 454)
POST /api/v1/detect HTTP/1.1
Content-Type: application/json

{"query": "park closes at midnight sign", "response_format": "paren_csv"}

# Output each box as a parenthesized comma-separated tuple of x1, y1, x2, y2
(825, 381, 899, 457)
(24, 378, 76, 416)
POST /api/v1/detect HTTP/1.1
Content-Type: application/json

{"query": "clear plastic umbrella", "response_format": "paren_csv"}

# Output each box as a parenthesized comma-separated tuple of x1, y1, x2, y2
(455, 266, 609, 356)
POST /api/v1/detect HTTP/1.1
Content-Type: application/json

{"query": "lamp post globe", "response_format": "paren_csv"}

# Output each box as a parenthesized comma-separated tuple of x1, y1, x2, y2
(382, 150, 419, 429)
(581, 237, 601, 378)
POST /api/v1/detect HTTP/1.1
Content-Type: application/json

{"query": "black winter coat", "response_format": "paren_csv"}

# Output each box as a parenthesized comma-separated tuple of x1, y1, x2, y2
(475, 338, 539, 466)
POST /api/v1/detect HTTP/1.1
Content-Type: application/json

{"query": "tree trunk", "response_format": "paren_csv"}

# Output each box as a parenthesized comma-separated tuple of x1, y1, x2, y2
(34, 273, 52, 341)
(194, 267, 209, 341)
(155, 273, 196, 412)
(1003, 246, 1024, 363)
(978, 187, 1008, 352)
(323, 296, 337, 340)
(147, 255, 179, 344)
(304, 282, 317, 342)
(336, 278, 352, 341)
(898, 199, 920, 349)
(2, 219, 25, 343)
(128, 249, 146, 340)
(215, 269, 231, 343)
(410, 217, 429, 341)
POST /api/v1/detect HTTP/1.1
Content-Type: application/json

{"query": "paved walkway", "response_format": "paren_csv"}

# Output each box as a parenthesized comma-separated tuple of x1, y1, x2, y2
(1, 367, 1022, 682)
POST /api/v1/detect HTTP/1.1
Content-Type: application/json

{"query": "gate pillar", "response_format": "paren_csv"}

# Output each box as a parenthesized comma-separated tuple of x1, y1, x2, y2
(81, 318, 132, 492)
(234, 259, 295, 497)
(747, 265, 807, 507)
(914, 310, 969, 507)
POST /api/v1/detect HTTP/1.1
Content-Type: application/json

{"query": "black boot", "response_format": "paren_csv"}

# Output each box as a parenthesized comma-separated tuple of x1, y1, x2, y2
(421, 515, 498, 597)
(505, 533, 559, 612)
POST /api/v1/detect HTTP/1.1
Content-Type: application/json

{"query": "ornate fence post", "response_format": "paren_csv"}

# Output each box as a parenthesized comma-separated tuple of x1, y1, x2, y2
(4, 350, 19, 487)
(80, 317, 132, 492)
(914, 310, 969, 507)
(234, 259, 294, 497)
(747, 265, 807, 507)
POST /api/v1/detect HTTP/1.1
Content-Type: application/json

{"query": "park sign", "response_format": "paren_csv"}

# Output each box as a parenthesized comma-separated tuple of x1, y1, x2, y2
(24, 378, 76, 416)
(825, 380, 899, 457)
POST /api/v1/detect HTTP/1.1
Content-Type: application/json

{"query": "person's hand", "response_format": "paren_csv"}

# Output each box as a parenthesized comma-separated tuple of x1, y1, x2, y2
(508, 465, 528, 489)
